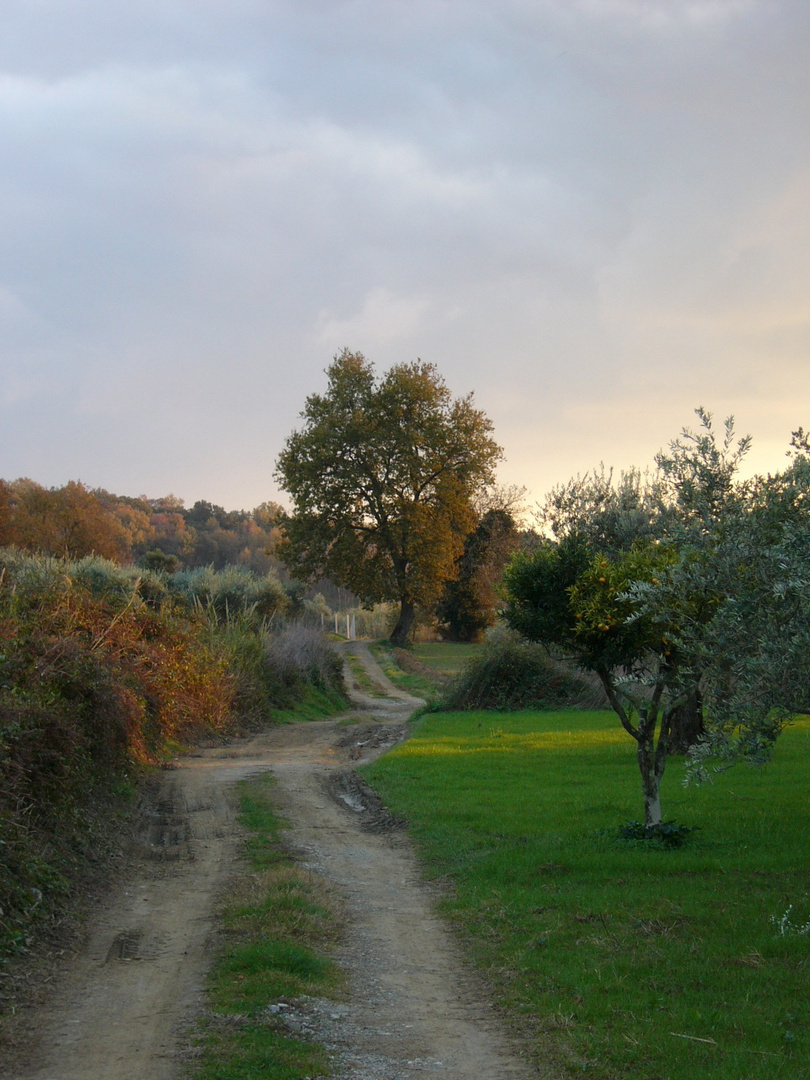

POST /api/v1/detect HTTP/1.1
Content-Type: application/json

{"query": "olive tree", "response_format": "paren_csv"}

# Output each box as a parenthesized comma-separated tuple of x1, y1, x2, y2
(275, 350, 502, 646)
(648, 421, 810, 781)
(504, 533, 691, 827)
(504, 410, 808, 828)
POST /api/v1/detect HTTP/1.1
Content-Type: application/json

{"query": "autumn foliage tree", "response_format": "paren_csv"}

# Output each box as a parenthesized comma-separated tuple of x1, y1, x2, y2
(7, 480, 128, 560)
(275, 350, 502, 645)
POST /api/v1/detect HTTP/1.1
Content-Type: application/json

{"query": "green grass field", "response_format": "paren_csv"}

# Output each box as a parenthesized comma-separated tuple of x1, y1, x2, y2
(361, 709, 810, 1079)
(410, 642, 483, 675)
(370, 640, 483, 699)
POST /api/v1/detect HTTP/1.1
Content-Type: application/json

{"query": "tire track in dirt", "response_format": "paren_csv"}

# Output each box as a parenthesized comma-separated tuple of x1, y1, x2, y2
(4, 642, 545, 1080)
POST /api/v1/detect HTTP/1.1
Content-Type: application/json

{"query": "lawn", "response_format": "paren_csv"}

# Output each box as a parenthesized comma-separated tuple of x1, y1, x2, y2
(361, 709, 810, 1079)
(410, 641, 483, 676)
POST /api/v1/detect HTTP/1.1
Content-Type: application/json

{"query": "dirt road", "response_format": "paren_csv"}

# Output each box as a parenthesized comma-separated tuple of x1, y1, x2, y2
(6, 643, 542, 1080)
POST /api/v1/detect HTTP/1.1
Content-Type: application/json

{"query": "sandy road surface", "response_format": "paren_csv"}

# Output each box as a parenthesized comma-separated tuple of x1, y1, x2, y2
(5, 643, 542, 1080)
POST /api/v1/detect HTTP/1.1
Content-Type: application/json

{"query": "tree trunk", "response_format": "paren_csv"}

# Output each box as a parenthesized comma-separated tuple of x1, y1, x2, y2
(667, 688, 704, 754)
(389, 599, 416, 647)
(636, 709, 667, 828)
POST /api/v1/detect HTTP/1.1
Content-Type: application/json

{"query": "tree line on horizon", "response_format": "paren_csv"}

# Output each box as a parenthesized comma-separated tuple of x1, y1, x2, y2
(0, 477, 286, 576)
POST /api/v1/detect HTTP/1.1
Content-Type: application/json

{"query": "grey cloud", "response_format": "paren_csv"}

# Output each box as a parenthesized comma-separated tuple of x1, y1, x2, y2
(1, 1, 808, 507)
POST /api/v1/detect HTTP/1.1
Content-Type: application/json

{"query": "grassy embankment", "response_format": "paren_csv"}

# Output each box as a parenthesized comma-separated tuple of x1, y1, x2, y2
(361, 705, 810, 1080)
(189, 773, 344, 1080)
(371, 640, 483, 699)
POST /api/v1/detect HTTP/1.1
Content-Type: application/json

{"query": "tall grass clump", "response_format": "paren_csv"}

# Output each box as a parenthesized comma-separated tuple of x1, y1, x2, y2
(442, 626, 603, 710)
(169, 565, 288, 623)
(199, 618, 346, 724)
(263, 623, 345, 704)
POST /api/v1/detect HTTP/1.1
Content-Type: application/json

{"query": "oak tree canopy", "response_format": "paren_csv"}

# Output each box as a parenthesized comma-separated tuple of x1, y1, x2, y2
(275, 350, 502, 645)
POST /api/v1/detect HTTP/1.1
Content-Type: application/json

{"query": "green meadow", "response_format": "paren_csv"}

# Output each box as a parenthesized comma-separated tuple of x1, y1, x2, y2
(361, 709, 810, 1079)
(410, 641, 484, 675)
(371, 640, 484, 699)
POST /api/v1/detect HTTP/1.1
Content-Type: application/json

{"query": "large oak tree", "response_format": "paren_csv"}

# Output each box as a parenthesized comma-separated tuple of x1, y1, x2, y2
(275, 350, 502, 645)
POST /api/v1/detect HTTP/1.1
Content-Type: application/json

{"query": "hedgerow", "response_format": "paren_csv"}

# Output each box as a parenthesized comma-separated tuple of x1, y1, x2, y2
(0, 549, 345, 964)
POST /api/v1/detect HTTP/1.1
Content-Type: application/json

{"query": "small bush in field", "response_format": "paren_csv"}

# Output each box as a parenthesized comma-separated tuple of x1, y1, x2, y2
(442, 626, 600, 710)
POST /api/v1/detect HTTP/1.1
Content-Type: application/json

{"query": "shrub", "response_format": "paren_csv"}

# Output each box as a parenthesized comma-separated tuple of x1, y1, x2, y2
(169, 565, 288, 623)
(0, 548, 170, 610)
(441, 626, 603, 710)
(71, 555, 170, 608)
(71, 554, 142, 600)
(0, 546, 65, 592)
(264, 623, 344, 699)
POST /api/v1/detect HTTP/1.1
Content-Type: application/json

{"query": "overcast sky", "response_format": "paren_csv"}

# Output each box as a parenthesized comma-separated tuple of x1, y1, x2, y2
(2, 0, 808, 511)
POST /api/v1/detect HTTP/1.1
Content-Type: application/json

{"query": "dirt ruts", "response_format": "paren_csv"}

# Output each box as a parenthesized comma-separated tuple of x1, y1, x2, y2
(3, 642, 546, 1080)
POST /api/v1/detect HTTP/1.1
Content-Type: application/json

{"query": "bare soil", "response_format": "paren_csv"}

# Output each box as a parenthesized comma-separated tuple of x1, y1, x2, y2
(3, 642, 546, 1080)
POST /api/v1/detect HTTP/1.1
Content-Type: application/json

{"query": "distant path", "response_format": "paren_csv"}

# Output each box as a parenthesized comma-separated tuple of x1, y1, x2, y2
(4, 642, 545, 1080)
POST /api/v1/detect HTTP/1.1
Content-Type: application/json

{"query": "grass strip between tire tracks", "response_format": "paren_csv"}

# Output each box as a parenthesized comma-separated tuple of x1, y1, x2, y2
(187, 772, 344, 1080)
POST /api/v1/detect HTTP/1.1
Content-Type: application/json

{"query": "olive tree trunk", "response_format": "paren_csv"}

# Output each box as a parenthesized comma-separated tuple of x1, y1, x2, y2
(667, 688, 704, 754)
(599, 678, 672, 828)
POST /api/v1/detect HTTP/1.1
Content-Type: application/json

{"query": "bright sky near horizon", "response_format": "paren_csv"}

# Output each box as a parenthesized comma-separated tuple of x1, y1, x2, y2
(2, 1, 809, 512)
